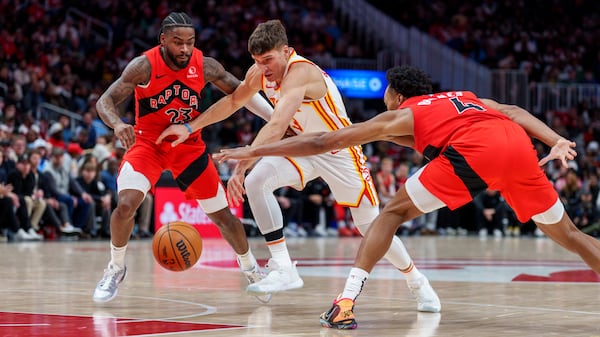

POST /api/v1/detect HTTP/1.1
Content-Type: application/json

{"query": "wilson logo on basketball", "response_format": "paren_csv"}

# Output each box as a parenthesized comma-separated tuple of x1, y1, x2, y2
(176, 240, 192, 268)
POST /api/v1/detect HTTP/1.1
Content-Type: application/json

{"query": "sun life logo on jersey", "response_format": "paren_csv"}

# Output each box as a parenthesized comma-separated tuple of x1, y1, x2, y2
(187, 66, 199, 79)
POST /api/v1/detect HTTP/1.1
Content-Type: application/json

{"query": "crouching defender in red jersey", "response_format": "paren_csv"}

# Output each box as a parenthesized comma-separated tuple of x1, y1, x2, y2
(213, 65, 600, 329)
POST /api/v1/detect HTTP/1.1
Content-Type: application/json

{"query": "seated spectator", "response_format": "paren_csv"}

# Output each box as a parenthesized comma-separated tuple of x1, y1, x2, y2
(375, 157, 396, 208)
(578, 189, 599, 236)
(0, 182, 32, 241)
(474, 189, 506, 239)
(43, 147, 94, 234)
(302, 179, 337, 237)
(275, 186, 305, 237)
(29, 149, 81, 236)
(135, 195, 154, 239)
(74, 112, 97, 150)
(100, 156, 119, 210)
(0, 151, 39, 240)
(46, 122, 66, 150)
(559, 168, 584, 224)
(7, 153, 46, 239)
(76, 156, 112, 238)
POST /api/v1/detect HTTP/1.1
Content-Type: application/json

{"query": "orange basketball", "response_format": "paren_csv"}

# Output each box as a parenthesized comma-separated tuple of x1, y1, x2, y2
(152, 221, 203, 272)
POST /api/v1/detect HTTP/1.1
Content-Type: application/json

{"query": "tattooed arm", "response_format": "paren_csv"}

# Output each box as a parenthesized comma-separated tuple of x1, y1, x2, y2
(96, 55, 151, 149)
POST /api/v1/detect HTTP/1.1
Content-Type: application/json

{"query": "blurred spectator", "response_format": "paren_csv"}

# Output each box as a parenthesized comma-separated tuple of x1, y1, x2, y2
(275, 186, 306, 237)
(375, 157, 396, 208)
(43, 146, 94, 234)
(0, 150, 39, 240)
(7, 153, 46, 239)
(58, 115, 73, 144)
(0, 181, 31, 241)
(135, 195, 154, 239)
(46, 122, 66, 150)
(100, 156, 119, 209)
(76, 156, 111, 238)
(474, 189, 506, 239)
(559, 168, 584, 223)
(74, 111, 97, 149)
(302, 179, 337, 237)
(29, 149, 81, 236)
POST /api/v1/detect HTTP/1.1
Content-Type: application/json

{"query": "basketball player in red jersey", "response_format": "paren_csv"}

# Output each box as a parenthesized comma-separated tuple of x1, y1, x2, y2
(213, 65, 600, 329)
(92, 12, 274, 304)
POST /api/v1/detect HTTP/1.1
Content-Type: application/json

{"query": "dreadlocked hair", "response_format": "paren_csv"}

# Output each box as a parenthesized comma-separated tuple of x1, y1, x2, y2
(386, 65, 433, 98)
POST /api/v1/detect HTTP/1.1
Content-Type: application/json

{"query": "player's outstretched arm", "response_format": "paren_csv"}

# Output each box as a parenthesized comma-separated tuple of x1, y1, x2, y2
(481, 98, 577, 167)
(214, 109, 407, 162)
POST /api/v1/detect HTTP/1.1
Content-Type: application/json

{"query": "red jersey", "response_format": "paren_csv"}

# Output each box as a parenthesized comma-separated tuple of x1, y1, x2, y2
(401, 91, 510, 161)
(134, 46, 205, 143)
(404, 91, 557, 222)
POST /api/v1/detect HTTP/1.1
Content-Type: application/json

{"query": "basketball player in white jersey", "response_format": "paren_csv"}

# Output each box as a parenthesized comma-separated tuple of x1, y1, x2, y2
(157, 19, 440, 313)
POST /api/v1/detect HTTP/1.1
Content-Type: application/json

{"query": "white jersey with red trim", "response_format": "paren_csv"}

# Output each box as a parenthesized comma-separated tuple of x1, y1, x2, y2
(261, 50, 350, 135)
(260, 50, 378, 207)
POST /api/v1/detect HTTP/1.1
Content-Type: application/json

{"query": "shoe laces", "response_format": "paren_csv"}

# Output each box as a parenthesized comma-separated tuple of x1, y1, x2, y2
(98, 266, 124, 290)
(243, 264, 265, 284)
(264, 258, 281, 272)
(324, 294, 355, 321)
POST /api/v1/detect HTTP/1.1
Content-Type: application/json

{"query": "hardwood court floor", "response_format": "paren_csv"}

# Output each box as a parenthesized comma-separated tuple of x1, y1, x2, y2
(1, 235, 599, 337)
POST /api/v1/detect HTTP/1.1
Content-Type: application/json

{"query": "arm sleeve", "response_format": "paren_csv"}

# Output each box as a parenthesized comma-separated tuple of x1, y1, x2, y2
(243, 93, 273, 122)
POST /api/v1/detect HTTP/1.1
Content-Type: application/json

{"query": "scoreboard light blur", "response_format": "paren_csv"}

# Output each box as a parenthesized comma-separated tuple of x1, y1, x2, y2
(326, 69, 387, 99)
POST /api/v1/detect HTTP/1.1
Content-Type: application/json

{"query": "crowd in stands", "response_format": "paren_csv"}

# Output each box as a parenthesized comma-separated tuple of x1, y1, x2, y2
(0, 1, 599, 241)
(369, 0, 600, 84)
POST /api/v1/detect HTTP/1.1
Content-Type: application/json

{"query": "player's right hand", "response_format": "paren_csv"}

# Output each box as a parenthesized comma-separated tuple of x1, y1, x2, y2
(226, 169, 246, 207)
(156, 124, 189, 147)
(538, 138, 577, 168)
(114, 123, 136, 149)
(213, 146, 256, 163)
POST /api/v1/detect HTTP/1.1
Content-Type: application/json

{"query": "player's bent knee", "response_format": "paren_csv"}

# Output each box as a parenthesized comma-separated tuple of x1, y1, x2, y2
(531, 199, 564, 225)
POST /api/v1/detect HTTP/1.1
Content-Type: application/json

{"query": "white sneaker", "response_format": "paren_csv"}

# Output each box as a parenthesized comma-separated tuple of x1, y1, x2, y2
(15, 228, 35, 241)
(93, 265, 127, 303)
(478, 228, 487, 238)
(296, 226, 308, 237)
(246, 259, 303, 294)
(283, 225, 299, 238)
(493, 229, 503, 238)
(242, 263, 273, 303)
(407, 276, 441, 313)
(61, 223, 83, 234)
(28, 228, 44, 240)
(313, 226, 328, 237)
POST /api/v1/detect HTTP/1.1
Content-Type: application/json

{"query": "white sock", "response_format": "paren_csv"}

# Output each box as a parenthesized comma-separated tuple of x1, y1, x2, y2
(109, 243, 127, 270)
(267, 238, 292, 268)
(400, 261, 424, 283)
(383, 235, 423, 282)
(341, 267, 369, 301)
(237, 249, 257, 271)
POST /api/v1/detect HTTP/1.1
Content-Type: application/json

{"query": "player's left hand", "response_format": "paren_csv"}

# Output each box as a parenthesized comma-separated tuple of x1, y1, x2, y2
(538, 138, 577, 168)
(156, 124, 189, 147)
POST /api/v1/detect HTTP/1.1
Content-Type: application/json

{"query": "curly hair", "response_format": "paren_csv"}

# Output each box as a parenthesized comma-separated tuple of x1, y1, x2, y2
(386, 65, 433, 98)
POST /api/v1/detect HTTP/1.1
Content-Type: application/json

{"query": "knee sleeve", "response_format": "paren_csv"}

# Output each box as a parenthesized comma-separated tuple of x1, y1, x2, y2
(531, 198, 564, 224)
